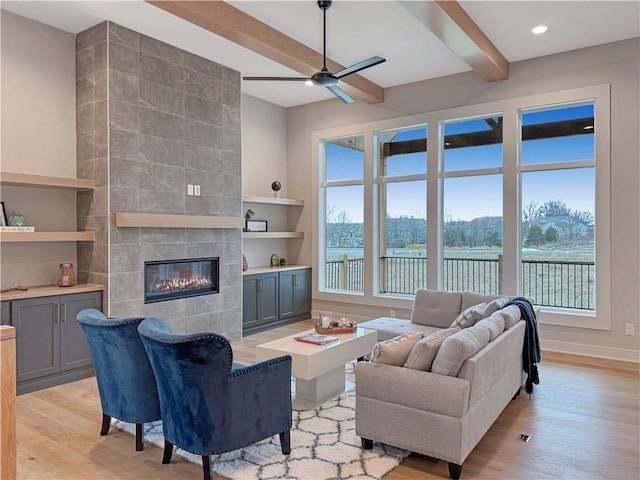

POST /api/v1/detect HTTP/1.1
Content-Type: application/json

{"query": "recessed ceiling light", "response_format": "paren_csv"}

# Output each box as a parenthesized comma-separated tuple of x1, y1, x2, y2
(532, 25, 548, 34)
(305, 80, 313, 86)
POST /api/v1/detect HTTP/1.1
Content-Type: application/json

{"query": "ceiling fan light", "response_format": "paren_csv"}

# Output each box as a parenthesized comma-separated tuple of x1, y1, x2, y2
(305, 80, 313, 86)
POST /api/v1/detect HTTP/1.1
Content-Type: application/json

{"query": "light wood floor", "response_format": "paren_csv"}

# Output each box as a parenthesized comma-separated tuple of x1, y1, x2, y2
(16, 319, 640, 480)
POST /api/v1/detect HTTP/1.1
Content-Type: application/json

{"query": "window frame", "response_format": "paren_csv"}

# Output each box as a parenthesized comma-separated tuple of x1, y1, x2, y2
(311, 84, 611, 330)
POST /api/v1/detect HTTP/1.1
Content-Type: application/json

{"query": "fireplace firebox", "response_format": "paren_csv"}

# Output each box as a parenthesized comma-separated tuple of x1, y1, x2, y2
(144, 257, 219, 304)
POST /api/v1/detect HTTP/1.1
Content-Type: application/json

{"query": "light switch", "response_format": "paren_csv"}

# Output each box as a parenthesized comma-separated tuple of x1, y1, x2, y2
(187, 184, 194, 196)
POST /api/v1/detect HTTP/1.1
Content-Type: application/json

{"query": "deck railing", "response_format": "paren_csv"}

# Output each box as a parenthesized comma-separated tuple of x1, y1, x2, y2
(324, 255, 595, 310)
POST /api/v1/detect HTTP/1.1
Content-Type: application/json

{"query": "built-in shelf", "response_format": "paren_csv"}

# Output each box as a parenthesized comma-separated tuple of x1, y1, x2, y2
(242, 231, 304, 239)
(0, 172, 94, 190)
(116, 212, 244, 229)
(243, 195, 304, 207)
(0, 231, 96, 243)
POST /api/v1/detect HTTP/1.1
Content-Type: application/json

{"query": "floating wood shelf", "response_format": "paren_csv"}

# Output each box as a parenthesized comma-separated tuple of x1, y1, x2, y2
(0, 172, 94, 190)
(0, 231, 96, 243)
(243, 195, 304, 207)
(242, 231, 304, 239)
(116, 212, 244, 229)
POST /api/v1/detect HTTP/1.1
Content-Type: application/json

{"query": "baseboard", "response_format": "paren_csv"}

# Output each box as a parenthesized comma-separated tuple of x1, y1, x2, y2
(542, 339, 640, 364)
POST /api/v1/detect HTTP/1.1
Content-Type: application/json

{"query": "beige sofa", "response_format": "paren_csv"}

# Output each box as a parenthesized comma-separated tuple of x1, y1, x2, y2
(355, 290, 526, 479)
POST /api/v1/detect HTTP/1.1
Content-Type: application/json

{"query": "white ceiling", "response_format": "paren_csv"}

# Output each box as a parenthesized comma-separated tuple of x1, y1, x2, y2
(2, 1, 639, 108)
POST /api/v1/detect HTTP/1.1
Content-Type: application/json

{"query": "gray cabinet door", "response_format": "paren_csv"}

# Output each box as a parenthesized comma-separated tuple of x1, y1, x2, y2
(258, 272, 278, 324)
(12, 296, 60, 383)
(279, 269, 311, 320)
(1, 301, 9, 325)
(243, 275, 260, 329)
(60, 291, 101, 372)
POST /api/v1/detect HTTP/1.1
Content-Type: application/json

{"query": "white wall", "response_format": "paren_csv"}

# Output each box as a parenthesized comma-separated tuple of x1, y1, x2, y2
(284, 38, 640, 361)
(0, 11, 77, 286)
(241, 93, 304, 268)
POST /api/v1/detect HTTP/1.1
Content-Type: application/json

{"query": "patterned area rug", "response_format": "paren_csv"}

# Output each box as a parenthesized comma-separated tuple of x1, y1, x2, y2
(114, 364, 409, 479)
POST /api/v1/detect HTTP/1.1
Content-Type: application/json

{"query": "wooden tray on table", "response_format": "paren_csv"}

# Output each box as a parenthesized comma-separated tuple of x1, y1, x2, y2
(315, 322, 356, 335)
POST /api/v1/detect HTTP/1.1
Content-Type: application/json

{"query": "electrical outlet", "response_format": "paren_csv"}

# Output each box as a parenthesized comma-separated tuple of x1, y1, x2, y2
(187, 184, 194, 196)
(625, 323, 635, 336)
(194, 185, 201, 196)
(390, 310, 396, 318)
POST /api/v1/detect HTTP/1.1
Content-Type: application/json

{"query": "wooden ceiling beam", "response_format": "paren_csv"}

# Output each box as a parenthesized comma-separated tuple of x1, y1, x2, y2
(399, 0, 509, 82)
(147, 1, 385, 104)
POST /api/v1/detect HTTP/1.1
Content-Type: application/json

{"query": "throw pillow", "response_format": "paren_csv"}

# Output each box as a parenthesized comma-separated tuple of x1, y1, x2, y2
(431, 324, 491, 376)
(475, 313, 505, 341)
(498, 305, 521, 329)
(403, 327, 461, 371)
(450, 302, 488, 329)
(370, 332, 423, 366)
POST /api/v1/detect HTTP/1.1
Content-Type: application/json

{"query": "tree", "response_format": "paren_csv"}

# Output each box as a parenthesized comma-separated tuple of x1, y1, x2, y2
(538, 200, 571, 218)
(572, 210, 594, 226)
(526, 225, 544, 246)
(522, 201, 539, 222)
(544, 226, 558, 243)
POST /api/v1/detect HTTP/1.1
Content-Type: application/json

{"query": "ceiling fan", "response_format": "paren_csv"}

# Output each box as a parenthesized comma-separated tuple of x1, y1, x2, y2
(242, 0, 386, 104)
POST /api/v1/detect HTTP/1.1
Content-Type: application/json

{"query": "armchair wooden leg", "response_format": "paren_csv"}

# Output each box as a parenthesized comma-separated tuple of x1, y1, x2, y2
(135, 423, 144, 451)
(162, 440, 173, 464)
(448, 462, 462, 479)
(361, 438, 373, 449)
(100, 413, 111, 435)
(279, 431, 291, 455)
(202, 455, 211, 480)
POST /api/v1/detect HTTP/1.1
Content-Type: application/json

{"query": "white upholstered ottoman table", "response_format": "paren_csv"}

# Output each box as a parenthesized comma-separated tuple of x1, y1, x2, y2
(256, 327, 377, 410)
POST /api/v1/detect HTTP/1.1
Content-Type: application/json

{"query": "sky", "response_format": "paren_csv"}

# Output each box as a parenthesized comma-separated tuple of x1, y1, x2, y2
(324, 104, 595, 223)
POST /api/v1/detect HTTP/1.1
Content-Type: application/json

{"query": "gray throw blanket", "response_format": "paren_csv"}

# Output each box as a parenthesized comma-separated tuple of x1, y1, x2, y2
(504, 297, 540, 394)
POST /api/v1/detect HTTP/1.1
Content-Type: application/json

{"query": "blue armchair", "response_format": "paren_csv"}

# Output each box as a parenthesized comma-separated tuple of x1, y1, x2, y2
(76, 309, 161, 451)
(137, 317, 292, 480)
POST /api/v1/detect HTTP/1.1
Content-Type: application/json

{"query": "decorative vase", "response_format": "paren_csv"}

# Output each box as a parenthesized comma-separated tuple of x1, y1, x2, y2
(8, 211, 25, 226)
(242, 255, 248, 272)
(57, 263, 76, 287)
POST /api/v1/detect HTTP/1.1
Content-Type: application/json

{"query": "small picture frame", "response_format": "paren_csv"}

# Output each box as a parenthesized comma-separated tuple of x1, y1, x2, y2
(246, 219, 268, 232)
(0, 202, 7, 226)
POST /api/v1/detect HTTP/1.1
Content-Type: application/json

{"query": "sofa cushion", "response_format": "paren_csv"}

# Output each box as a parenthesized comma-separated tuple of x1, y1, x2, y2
(411, 289, 462, 328)
(431, 324, 491, 376)
(451, 302, 488, 329)
(460, 291, 507, 311)
(475, 313, 505, 341)
(358, 317, 441, 341)
(370, 332, 423, 366)
(497, 305, 521, 329)
(450, 297, 508, 329)
(403, 327, 461, 371)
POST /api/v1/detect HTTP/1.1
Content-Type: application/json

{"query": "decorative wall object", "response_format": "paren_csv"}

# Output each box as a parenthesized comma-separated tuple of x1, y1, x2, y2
(271, 181, 282, 198)
(246, 220, 267, 232)
(7, 211, 25, 227)
(56, 263, 76, 287)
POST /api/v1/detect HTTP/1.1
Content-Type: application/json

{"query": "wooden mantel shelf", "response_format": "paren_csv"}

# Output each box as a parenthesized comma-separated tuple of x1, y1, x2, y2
(0, 171, 94, 190)
(116, 212, 244, 229)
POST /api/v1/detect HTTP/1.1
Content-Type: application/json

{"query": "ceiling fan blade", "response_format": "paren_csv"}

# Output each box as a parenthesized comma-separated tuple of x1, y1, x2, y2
(333, 56, 386, 79)
(326, 85, 355, 104)
(242, 76, 310, 81)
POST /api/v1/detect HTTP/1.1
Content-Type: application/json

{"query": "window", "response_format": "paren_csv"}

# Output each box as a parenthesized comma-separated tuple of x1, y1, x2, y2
(314, 84, 610, 330)
(376, 126, 427, 296)
(320, 135, 364, 294)
(442, 115, 503, 295)
(520, 103, 596, 310)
